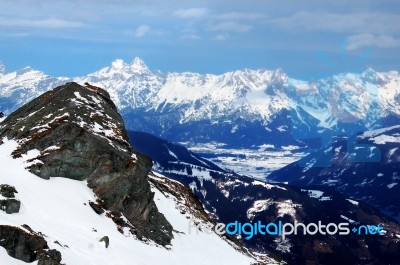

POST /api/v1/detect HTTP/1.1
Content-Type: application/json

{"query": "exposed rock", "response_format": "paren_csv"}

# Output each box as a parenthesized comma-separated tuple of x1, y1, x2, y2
(0, 184, 18, 198)
(0, 225, 62, 264)
(89, 201, 104, 214)
(99, 236, 110, 248)
(0, 185, 19, 213)
(0, 198, 20, 214)
(21, 224, 34, 233)
(0, 82, 173, 245)
(38, 259, 62, 265)
(37, 249, 62, 265)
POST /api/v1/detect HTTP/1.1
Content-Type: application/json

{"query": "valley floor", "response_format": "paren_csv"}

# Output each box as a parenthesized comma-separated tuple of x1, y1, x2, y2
(186, 142, 307, 180)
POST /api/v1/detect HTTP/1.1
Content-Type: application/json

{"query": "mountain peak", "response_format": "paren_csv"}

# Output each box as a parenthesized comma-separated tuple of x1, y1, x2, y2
(272, 68, 287, 79)
(130, 57, 149, 73)
(0, 82, 173, 245)
(110, 59, 128, 70)
(106, 57, 149, 74)
(361, 67, 379, 82)
(15, 66, 36, 75)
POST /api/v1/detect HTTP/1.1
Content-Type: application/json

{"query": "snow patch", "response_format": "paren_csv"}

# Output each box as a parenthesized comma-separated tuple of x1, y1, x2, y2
(247, 200, 272, 220)
(340, 215, 356, 224)
(346, 199, 359, 205)
(302, 189, 331, 201)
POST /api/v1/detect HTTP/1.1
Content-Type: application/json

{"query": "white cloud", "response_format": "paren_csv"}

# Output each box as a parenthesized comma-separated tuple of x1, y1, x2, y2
(207, 21, 252, 33)
(174, 8, 208, 18)
(0, 17, 86, 29)
(347, 33, 400, 50)
(135, 24, 150, 37)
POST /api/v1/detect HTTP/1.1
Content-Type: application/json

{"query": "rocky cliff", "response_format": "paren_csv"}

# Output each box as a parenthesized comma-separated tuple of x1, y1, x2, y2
(0, 82, 173, 245)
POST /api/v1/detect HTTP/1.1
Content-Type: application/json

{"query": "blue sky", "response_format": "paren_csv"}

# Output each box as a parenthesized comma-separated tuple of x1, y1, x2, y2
(0, 0, 399, 79)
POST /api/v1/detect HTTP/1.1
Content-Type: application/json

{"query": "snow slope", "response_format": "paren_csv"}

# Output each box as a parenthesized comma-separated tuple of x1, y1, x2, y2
(0, 138, 257, 265)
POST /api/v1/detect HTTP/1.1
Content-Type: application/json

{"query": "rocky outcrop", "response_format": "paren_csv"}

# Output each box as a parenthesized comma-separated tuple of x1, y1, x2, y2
(0, 184, 20, 214)
(0, 82, 173, 245)
(0, 225, 62, 264)
(89, 200, 105, 215)
(0, 198, 20, 214)
(0, 184, 18, 198)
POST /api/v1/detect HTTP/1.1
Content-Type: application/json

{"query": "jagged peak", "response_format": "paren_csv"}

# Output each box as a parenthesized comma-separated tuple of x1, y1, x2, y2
(110, 59, 128, 70)
(16, 66, 35, 75)
(10, 66, 50, 80)
(364, 67, 376, 73)
(104, 57, 149, 75)
(131, 57, 145, 66)
(130, 57, 149, 73)
(360, 67, 380, 82)
(272, 68, 287, 79)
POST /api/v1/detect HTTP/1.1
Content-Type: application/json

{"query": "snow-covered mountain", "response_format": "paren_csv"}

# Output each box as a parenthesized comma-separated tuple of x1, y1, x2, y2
(128, 130, 400, 265)
(1, 58, 400, 150)
(0, 82, 264, 264)
(0, 66, 67, 114)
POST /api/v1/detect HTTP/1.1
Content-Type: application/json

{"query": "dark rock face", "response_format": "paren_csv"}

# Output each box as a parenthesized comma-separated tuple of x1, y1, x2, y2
(0, 184, 20, 214)
(0, 225, 61, 264)
(0, 184, 18, 198)
(0, 82, 172, 245)
(0, 198, 20, 214)
(89, 200, 105, 214)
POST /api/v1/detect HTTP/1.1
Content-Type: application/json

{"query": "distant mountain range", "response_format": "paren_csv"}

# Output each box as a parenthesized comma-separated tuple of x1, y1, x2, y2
(1, 59, 400, 150)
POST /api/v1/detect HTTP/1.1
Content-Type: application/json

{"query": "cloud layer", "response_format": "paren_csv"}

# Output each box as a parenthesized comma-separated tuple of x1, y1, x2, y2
(0, 0, 399, 78)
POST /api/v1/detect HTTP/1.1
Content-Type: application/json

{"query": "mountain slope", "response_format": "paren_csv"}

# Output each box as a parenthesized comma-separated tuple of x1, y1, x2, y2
(0, 82, 260, 264)
(269, 125, 400, 223)
(0, 139, 258, 265)
(128, 131, 229, 178)
(127, 130, 400, 265)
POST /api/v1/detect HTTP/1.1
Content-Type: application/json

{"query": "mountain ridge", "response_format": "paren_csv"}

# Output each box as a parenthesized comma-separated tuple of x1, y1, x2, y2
(1, 59, 400, 169)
